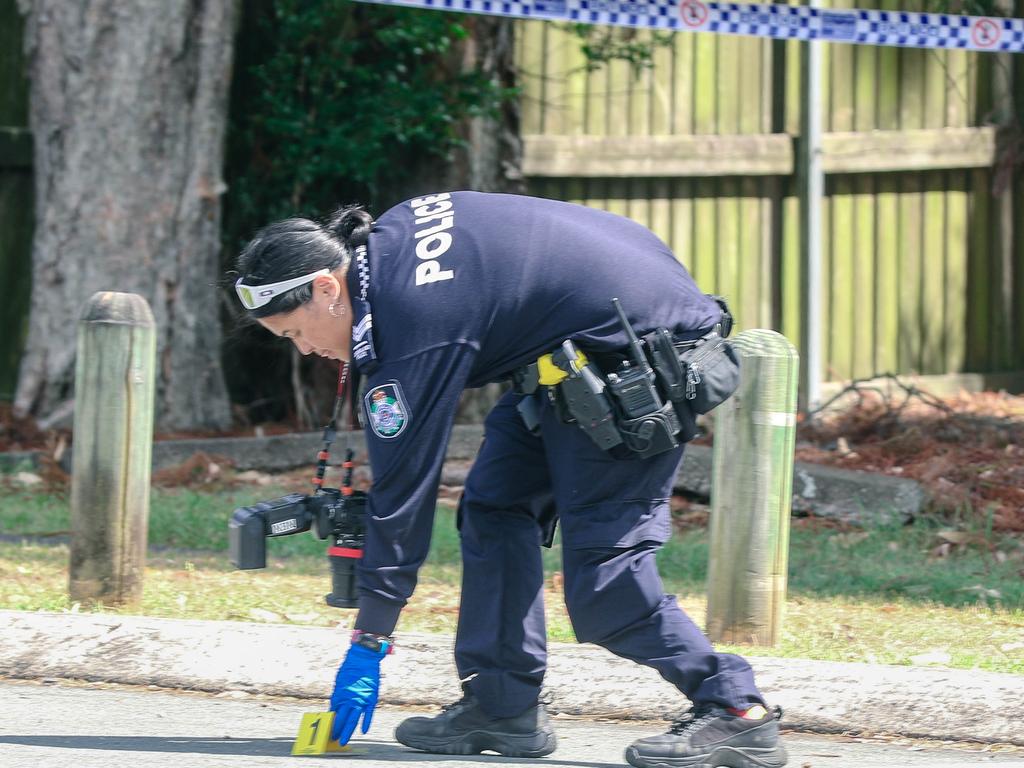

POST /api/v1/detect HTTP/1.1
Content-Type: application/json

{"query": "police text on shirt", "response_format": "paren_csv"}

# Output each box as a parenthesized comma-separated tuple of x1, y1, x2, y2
(411, 193, 456, 286)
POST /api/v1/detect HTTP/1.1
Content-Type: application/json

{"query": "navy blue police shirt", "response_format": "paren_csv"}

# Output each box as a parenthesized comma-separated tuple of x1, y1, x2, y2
(347, 191, 721, 636)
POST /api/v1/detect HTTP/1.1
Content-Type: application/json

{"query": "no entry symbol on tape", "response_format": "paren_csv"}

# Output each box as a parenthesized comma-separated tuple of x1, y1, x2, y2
(679, 0, 708, 27)
(972, 18, 1001, 48)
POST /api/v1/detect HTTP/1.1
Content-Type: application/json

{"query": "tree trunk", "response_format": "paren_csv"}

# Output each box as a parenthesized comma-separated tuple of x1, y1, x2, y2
(14, 0, 236, 431)
(447, 17, 524, 196)
(448, 17, 522, 423)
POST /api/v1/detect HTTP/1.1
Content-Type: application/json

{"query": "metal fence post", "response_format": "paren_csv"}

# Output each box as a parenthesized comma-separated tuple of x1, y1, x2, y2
(69, 291, 156, 607)
(798, 17, 824, 413)
(706, 329, 799, 646)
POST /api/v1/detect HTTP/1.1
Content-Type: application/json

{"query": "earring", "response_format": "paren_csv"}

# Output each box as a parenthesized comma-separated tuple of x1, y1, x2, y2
(329, 302, 345, 318)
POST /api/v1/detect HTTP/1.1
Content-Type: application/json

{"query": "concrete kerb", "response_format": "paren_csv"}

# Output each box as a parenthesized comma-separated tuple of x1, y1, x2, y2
(1, 610, 1021, 745)
(1, 425, 926, 524)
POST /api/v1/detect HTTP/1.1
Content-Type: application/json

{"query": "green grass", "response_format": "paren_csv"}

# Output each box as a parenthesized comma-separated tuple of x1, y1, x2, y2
(659, 521, 1024, 610)
(2, 484, 1023, 674)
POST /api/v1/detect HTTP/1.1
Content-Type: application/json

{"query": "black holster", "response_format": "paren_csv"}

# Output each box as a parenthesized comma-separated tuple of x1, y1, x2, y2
(644, 326, 741, 439)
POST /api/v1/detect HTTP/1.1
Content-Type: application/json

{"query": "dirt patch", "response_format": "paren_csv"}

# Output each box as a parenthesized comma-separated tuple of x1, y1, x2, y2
(792, 382, 1024, 531)
(0, 403, 58, 455)
(0, 401, 301, 455)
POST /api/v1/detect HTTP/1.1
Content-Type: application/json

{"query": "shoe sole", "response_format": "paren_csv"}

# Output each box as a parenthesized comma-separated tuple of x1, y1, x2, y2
(625, 744, 788, 768)
(396, 727, 557, 758)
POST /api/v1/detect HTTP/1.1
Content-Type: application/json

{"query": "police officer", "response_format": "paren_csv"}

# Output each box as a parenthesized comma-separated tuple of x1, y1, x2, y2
(234, 191, 787, 768)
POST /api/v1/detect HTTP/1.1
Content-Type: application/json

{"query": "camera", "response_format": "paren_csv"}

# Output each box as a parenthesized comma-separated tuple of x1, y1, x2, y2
(229, 485, 368, 608)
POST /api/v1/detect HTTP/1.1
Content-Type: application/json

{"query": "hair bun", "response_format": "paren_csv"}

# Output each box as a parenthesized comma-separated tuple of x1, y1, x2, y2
(327, 206, 373, 248)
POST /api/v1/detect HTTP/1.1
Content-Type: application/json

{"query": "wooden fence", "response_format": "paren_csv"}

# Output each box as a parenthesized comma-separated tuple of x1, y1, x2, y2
(2, 0, 1022, 403)
(517, 1, 1024, 386)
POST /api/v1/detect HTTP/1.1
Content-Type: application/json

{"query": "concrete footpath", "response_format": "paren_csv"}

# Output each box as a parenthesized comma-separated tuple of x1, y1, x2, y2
(5, 681, 1023, 768)
(1, 610, 1021, 746)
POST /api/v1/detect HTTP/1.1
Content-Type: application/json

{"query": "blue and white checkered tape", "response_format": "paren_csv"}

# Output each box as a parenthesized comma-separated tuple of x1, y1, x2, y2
(352, 0, 1024, 53)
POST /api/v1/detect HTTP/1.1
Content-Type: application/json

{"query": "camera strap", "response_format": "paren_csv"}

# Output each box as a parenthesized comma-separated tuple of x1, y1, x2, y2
(312, 363, 352, 495)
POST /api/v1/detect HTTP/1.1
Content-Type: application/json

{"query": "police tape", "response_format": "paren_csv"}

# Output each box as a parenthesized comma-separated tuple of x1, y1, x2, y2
(352, 0, 1024, 53)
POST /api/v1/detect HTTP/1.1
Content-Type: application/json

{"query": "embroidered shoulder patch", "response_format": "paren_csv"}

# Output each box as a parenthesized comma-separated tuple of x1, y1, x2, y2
(364, 382, 409, 439)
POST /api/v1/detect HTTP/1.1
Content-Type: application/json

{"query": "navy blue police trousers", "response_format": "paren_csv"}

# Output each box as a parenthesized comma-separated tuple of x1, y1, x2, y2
(454, 389, 766, 718)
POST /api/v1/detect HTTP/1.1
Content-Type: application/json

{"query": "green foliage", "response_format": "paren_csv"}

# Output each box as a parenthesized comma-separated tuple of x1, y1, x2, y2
(565, 24, 675, 77)
(225, 0, 513, 235)
(219, 0, 515, 426)
(927, 0, 1014, 15)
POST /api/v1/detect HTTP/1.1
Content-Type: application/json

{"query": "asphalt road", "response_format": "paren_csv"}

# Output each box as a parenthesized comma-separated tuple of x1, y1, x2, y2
(1, 679, 1022, 768)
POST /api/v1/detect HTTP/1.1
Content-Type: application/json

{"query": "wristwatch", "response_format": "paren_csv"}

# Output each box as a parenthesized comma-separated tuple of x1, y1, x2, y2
(351, 629, 395, 655)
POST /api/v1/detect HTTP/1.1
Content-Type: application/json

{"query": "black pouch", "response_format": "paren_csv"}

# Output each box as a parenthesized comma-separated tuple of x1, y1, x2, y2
(515, 392, 543, 435)
(678, 331, 741, 414)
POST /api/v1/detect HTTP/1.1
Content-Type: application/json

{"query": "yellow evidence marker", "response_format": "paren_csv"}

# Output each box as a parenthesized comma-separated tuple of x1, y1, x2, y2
(291, 711, 352, 756)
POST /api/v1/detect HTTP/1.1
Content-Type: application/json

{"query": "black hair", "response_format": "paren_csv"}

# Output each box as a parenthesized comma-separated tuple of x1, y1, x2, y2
(235, 205, 374, 318)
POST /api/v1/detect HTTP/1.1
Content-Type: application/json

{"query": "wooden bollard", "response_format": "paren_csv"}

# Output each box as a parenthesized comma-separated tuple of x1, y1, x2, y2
(706, 330, 799, 646)
(69, 292, 156, 607)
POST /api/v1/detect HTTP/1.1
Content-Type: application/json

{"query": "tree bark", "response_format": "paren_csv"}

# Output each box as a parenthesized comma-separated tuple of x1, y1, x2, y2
(14, 0, 236, 431)
(448, 17, 522, 423)
(447, 17, 524, 196)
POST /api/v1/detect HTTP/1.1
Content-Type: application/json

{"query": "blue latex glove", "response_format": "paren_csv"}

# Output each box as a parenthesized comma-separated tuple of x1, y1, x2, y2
(329, 643, 385, 744)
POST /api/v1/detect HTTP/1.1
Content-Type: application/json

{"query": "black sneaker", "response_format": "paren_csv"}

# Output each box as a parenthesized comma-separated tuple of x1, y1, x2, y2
(625, 704, 787, 768)
(394, 690, 557, 757)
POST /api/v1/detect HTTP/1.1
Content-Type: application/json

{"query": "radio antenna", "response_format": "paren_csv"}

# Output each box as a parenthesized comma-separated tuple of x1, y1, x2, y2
(612, 298, 651, 373)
